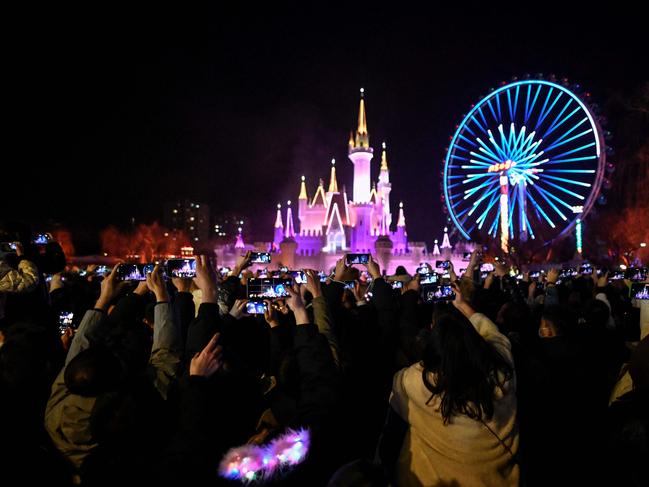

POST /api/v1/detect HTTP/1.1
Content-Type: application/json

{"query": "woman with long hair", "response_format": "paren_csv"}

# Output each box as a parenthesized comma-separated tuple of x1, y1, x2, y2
(388, 279, 519, 486)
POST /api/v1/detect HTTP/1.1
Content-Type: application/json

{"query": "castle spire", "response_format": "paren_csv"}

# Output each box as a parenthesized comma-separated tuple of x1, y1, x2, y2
(299, 175, 308, 200)
(274, 203, 283, 228)
(328, 158, 339, 193)
(380, 141, 389, 171)
(285, 200, 295, 239)
(352, 88, 369, 149)
(432, 239, 441, 255)
(441, 227, 452, 249)
(397, 201, 406, 227)
(234, 227, 245, 249)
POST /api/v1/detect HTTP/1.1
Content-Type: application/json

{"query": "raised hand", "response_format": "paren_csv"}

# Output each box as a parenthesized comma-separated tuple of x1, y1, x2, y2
(190, 333, 223, 378)
(365, 254, 381, 280)
(286, 284, 309, 325)
(232, 251, 253, 277)
(403, 274, 420, 294)
(146, 264, 169, 302)
(263, 300, 280, 328)
(229, 299, 249, 320)
(484, 271, 495, 289)
(334, 258, 348, 282)
(95, 265, 125, 311)
(133, 280, 150, 296)
(596, 271, 609, 288)
(172, 277, 193, 293)
(193, 255, 218, 304)
(303, 269, 322, 298)
(547, 268, 559, 285)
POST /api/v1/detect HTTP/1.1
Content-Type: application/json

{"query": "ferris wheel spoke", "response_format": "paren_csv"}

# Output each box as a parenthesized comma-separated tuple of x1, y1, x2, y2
(521, 207, 536, 239)
(544, 169, 595, 174)
(526, 191, 556, 228)
(488, 205, 501, 237)
(487, 130, 509, 160)
(467, 184, 500, 216)
(529, 184, 568, 221)
(463, 173, 497, 183)
(495, 93, 502, 120)
(542, 174, 591, 188)
(464, 178, 499, 199)
(544, 155, 597, 164)
(476, 138, 502, 162)
(525, 85, 542, 124)
(544, 128, 593, 154)
(544, 105, 581, 139)
(469, 151, 499, 165)
(549, 142, 596, 161)
(535, 90, 563, 131)
(477, 106, 489, 128)
(487, 99, 498, 122)
(464, 124, 477, 138)
(540, 98, 573, 137)
(476, 191, 500, 228)
(507, 194, 517, 237)
(498, 124, 511, 155)
(533, 183, 575, 212)
(512, 131, 539, 161)
(543, 118, 590, 151)
(538, 179, 585, 200)
(458, 134, 479, 148)
(471, 115, 489, 137)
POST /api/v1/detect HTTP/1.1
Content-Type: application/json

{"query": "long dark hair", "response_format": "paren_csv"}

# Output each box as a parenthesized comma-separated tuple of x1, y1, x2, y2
(421, 304, 513, 424)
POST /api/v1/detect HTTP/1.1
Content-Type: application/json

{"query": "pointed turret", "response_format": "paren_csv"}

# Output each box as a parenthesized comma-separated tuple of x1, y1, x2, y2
(394, 201, 407, 252)
(273, 203, 284, 250)
(379, 207, 389, 236)
(348, 131, 355, 150)
(348, 88, 374, 204)
(234, 227, 245, 249)
(299, 175, 308, 200)
(311, 178, 327, 207)
(432, 239, 441, 256)
(353, 88, 369, 149)
(285, 200, 295, 239)
(380, 141, 389, 171)
(397, 201, 406, 227)
(441, 227, 452, 249)
(377, 141, 393, 228)
(328, 158, 339, 194)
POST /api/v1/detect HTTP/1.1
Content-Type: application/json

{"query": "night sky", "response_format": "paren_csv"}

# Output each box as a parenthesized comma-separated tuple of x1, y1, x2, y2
(5, 7, 648, 252)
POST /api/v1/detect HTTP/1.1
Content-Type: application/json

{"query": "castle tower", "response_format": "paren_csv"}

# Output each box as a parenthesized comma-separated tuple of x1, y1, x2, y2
(298, 175, 308, 232)
(432, 239, 441, 256)
(377, 141, 393, 228)
(348, 88, 374, 203)
(326, 158, 339, 204)
(394, 201, 407, 252)
(273, 203, 284, 250)
(234, 227, 245, 249)
(440, 226, 452, 260)
(285, 200, 295, 239)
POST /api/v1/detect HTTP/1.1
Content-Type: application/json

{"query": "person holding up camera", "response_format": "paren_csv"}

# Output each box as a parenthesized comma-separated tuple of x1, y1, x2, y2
(0, 239, 39, 325)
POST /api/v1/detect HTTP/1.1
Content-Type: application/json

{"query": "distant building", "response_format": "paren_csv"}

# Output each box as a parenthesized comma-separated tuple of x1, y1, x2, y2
(163, 200, 210, 244)
(212, 213, 249, 242)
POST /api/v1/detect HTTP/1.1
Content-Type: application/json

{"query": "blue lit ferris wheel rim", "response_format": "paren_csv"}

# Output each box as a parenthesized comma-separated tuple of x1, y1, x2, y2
(443, 79, 606, 245)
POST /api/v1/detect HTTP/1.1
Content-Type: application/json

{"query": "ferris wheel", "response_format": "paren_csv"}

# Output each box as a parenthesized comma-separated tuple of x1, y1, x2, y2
(443, 77, 607, 251)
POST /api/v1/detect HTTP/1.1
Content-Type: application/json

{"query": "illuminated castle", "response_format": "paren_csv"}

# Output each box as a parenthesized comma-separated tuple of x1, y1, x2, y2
(267, 89, 430, 273)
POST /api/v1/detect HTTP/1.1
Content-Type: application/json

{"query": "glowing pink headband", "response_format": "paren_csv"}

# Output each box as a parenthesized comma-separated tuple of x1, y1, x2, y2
(219, 427, 310, 482)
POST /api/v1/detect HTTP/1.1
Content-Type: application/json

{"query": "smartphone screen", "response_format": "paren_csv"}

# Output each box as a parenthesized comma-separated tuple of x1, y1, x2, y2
(288, 270, 307, 284)
(245, 301, 268, 314)
(416, 264, 432, 275)
(390, 280, 404, 289)
(344, 280, 356, 290)
(247, 278, 293, 299)
(462, 252, 472, 261)
(318, 271, 328, 282)
(420, 273, 438, 284)
(630, 283, 649, 300)
(33, 233, 51, 245)
(250, 252, 271, 264)
(219, 267, 231, 276)
(435, 260, 450, 270)
(421, 284, 455, 303)
(166, 258, 196, 278)
(480, 263, 494, 272)
(58, 311, 74, 335)
(116, 264, 148, 281)
(625, 267, 648, 282)
(346, 253, 370, 265)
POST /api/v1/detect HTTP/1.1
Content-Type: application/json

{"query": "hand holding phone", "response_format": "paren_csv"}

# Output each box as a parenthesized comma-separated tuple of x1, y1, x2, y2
(245, 301, 269, 314)
(250, 252, 271, 264)
(166, 258, 197, 278)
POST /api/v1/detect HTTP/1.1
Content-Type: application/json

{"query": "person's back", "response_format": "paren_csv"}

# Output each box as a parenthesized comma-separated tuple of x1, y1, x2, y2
(389, 298, 518, 486)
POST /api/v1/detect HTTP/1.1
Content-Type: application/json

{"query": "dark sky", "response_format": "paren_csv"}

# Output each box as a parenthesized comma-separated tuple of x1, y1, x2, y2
(5, 7, 648, 252)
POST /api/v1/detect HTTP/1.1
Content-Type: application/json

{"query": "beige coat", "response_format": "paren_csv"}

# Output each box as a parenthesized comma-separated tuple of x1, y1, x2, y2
(390, 313, 519, 487)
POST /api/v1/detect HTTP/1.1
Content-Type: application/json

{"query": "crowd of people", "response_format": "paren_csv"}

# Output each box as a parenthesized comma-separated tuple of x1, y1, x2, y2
(1, 225, 648, 486)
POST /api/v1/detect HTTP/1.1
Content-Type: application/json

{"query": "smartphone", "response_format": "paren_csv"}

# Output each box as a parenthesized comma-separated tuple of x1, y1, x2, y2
(278, 265, 289, 274)
(166, 258, 196, 278)
(359, 270, 373, 283)
(318, 271, 329, 282)
(579, 264, 593, 275)
(391, 280, 404, 289)
(250, 252, 271, 264)
(247, 278, 293, 299)
(58, 311, 74, 335)
(346, 253, 370, 265)
(421, 284, 455, 303)
(630, 283, 649, 300)
(529, 271, 541, 279)
(219, 267, 231, 276)
(420, 272, 438, 284)
(245, 301, 268, 314)
(33, 233, 51, 245)
(625, 267, 648, 282)
(416, 264, 432, 275)
(0, 242, 17, 253)
(435, 260, 450, 270)
(610, 270, 625, 281)
(290, 270, 307, 284)
(116, 263, 150, 281)
(462, 252, 472, 261)
(480, 263, 495, 272)
(344, 280, 356, 290)
(94, 265, 109, 275)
